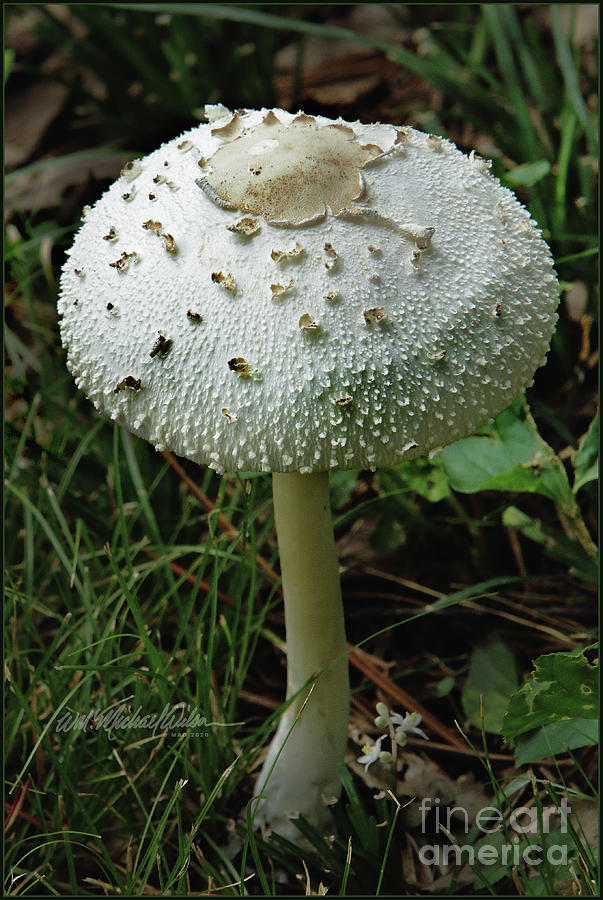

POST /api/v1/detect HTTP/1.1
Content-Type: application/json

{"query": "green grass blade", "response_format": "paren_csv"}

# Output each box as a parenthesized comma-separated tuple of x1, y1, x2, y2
(550, 6, 597, 151)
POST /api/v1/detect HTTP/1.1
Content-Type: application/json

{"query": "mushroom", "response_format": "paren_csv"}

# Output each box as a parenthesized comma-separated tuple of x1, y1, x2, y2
(58, 106, 559, 839)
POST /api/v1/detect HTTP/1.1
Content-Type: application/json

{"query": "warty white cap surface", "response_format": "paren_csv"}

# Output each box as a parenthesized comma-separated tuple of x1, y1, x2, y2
(58, 107, 559, 473)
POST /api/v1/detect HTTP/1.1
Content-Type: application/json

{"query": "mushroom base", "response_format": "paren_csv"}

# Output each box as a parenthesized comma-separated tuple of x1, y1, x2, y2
(254, 471, 350, 839)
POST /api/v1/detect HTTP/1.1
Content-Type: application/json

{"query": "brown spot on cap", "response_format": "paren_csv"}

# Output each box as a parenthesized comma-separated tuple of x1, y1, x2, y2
(299, 313, 320, 331)
(227, 217, 260, 237)
(162, 233, 176, 253)
(324, 242, 338, 270)
(143, 220, 177, 253)
(212, 272, 236, 292)
(120, 160, 142, 182)
(109, 251, 138, 272)
(270, 280, 293, 297)
(228, 357, 249, 375)
(114, 376, 141, 393)
(271, 242, 304, 263)
(364, 307, 387, 324)
(150, 334, 173, 359)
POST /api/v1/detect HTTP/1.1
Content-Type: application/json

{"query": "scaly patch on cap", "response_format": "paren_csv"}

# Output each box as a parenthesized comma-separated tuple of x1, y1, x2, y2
(197, 111, 383, 225)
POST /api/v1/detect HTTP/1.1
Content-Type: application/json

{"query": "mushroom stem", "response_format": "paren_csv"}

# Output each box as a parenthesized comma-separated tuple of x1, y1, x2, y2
(255, 471, 349, 837)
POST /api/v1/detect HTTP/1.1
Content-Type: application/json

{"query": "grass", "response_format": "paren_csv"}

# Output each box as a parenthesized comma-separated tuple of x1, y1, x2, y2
(4, 4, 598, 896)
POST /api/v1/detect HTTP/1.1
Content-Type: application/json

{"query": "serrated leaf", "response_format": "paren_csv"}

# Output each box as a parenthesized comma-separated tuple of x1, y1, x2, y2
(461, 638, 519, 733)
(573, 409, 599, 493)
(502, 647, 599, 743)
(440, 398, 577, 513)
(514, 718, 598, 765)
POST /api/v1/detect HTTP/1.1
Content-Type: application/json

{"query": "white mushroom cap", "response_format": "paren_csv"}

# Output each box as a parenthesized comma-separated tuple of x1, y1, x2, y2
(58, 107, 559, 474)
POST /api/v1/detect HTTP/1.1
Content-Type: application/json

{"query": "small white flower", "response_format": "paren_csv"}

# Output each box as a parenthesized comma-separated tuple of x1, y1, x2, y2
(358, 735, 387, 768)
(391, 711, 429, 744)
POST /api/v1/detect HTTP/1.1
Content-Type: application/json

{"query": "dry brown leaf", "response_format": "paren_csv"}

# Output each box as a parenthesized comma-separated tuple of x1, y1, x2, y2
(337, 517, 385, 566)
(557, 5, 599, 46)
(5, 82, 70, 170)
(5, 152, 130, 217)
(396, 753, 491, 830)
(571, 797, 598, 847)
(274, 5, 407, 108)
(565, 281, 588, 322)
(5, 7, 45, 57)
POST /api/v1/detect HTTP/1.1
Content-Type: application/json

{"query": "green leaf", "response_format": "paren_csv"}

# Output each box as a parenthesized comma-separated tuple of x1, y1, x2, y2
(502, 160, 551, 187)
(4, 48, 15, 84)
(436, 676, 455, 698)
(339, 764, 381, 858)
(329, 470, 359, 510)
(481, 5, 541, 161)
(461, 638, 519, 734)
(502, 646, 599, 743)
(470, 832, 514, 889)
(573, 409, 599, 493)
(440, 398, 576, 513)
(471, 829, 577, 890)
(370, 507, 405, 552)
(514, 718, 598, 765)
(397, 457, 451, 502)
